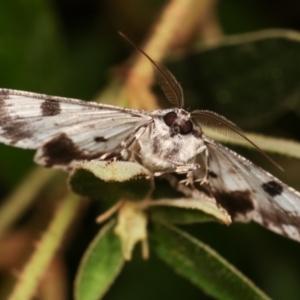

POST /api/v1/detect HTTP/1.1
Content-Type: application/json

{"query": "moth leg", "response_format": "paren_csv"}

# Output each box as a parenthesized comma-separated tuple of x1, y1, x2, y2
(194, 145, 210, 185)
(179, 145, 208, 186)
(100, 122, 151, 161)
(179, 171, 195, 186)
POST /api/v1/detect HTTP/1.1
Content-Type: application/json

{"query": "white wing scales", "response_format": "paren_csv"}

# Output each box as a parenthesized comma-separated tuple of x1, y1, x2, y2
(204, 136, 300, 242)
(0, 89, 151, 169)
(1, 87, 300, 243)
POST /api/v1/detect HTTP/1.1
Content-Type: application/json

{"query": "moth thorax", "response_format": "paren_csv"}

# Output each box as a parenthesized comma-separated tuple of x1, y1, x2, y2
(163, 110, 193, 135)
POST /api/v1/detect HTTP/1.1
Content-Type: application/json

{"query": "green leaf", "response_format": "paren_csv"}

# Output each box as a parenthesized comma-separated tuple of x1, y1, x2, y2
(150, 205, 222, 224)
(69, 161, 153, 202)
(149, 197, 231, 225)
(168, 29, 300, 129)
(150, 221, 271, 300)
(75, 220, 124, 300)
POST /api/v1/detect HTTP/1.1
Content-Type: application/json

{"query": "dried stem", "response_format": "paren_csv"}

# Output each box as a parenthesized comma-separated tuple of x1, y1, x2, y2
(96, 200, 125, 224)
(124, 0, 219, 110)
(8, 192, 81, 300)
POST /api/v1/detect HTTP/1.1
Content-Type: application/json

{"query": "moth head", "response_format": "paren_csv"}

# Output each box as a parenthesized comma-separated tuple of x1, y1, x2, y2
(163, 110, 193, 135)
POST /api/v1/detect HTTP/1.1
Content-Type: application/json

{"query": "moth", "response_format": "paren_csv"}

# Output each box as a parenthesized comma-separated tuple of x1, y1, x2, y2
(0, 35, 300, 243)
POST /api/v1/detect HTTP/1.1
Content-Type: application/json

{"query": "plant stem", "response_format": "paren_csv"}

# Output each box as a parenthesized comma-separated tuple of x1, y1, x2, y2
(125, 0, 213, 110)
(8, 192, 81, 300)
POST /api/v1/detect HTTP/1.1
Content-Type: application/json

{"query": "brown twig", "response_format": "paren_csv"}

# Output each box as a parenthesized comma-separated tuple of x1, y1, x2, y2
(8, 193, 81, 300)
(124, 0, 220, 110)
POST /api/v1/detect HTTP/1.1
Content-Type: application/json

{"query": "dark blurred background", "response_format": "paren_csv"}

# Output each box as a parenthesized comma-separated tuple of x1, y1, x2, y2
(1, 1, 300, 299)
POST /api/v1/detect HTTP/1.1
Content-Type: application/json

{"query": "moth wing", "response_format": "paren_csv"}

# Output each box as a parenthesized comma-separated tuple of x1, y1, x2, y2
(0, 89, 151, 169)
(203, 136, 300, 242)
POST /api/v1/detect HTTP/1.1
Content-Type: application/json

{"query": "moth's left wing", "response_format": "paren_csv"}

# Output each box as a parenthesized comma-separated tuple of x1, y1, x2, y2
(203, 136, 300, 242)
(0, 89, 151, 169)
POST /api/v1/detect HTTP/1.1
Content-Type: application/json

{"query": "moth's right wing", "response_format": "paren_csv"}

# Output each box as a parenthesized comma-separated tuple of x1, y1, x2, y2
(0, 89, 151, 169)
(203, 136, 300, 242)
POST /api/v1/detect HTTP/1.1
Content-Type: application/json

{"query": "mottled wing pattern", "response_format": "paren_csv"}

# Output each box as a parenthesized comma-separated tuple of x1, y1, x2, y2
(204, 136, 300, 242)
(0, 89, 151, 169)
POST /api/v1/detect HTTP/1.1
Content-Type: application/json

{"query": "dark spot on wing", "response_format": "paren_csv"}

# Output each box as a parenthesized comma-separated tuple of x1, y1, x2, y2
(208, 171, 218, 178)
(94, 136, 108, 142)
(41, 99, 61, 116)
(262, 180, 283, 197)
(0, 93, 33, 143)
(42, 133, 102, 167)
(213, 190, 254, 219)
(0, 122, 33, 143)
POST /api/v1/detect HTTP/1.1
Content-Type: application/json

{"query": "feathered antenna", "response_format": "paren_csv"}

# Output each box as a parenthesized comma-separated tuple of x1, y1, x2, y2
(192, 110, 284, 172)
(119, 32, 184, 108)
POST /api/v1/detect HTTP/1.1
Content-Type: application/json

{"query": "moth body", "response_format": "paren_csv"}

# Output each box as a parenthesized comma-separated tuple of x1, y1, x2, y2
(137, 108, 206, 174)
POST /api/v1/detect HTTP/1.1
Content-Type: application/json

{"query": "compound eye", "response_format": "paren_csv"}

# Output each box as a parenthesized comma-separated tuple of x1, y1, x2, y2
(180, 120, 193, 134)
(164, 112, 177, 126)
